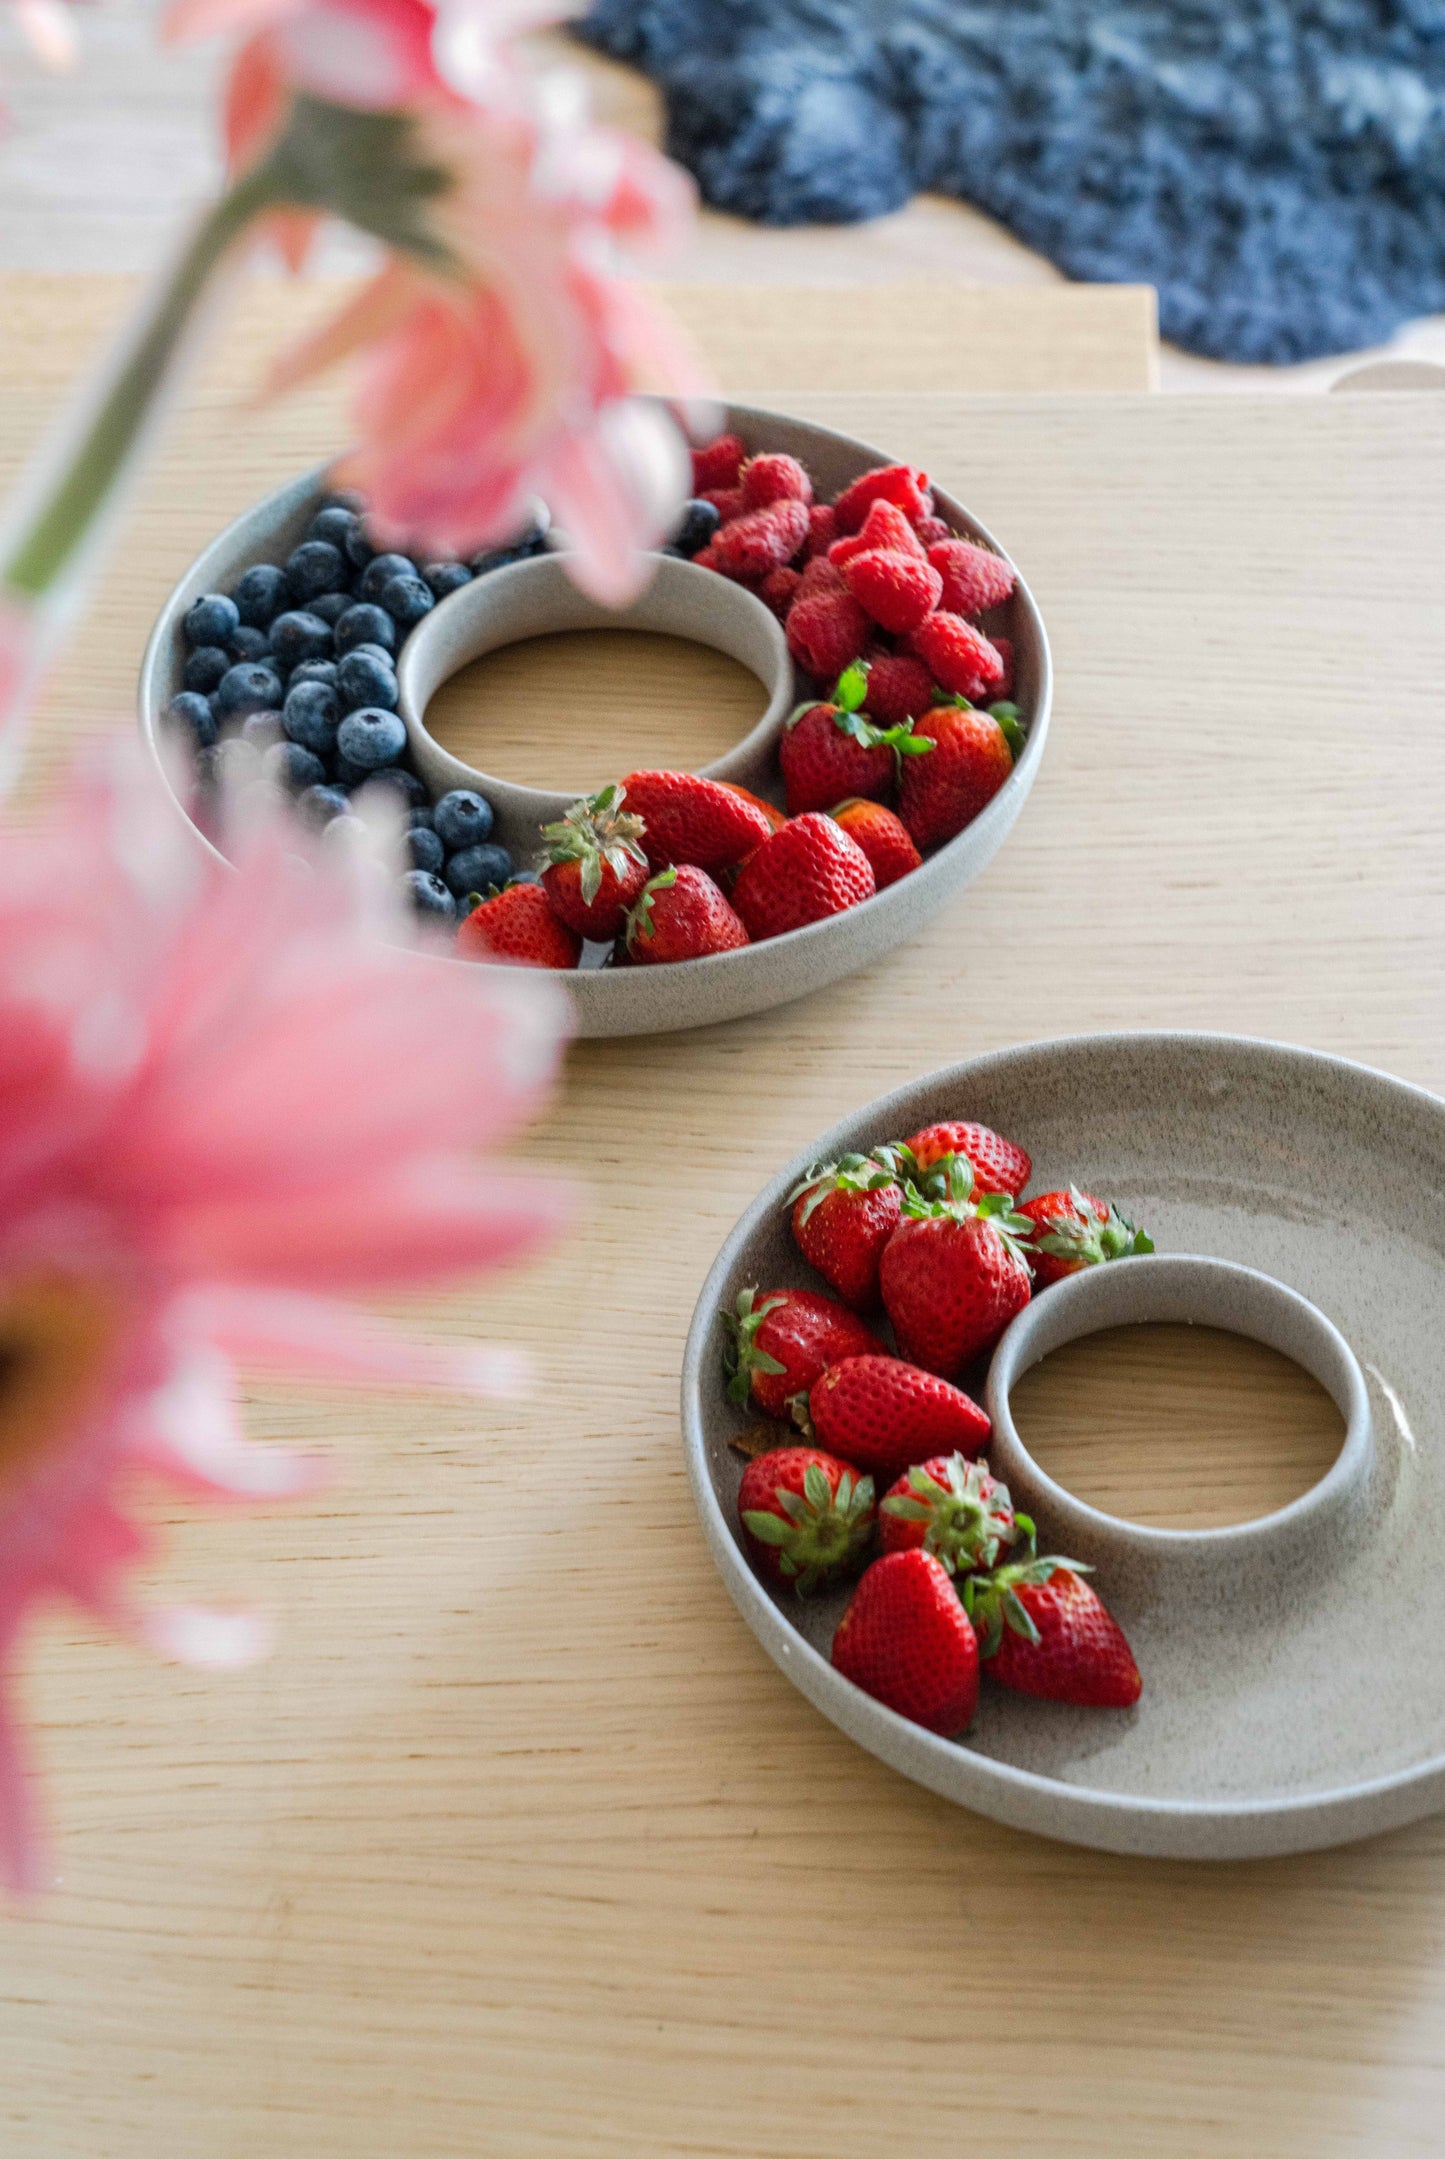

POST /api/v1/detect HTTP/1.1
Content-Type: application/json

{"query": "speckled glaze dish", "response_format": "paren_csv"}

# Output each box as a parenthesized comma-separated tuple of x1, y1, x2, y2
(137, 403, 1051, 1039)
(680, 1033, 1445, 1859)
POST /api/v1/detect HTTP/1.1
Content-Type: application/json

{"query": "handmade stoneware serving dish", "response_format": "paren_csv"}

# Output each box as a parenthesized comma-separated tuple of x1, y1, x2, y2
(681, 1033, 1445, 1859)
(137, 403, 1051, 1038)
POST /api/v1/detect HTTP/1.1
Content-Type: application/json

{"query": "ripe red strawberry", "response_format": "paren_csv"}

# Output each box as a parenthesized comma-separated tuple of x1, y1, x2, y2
(741, 451, 813, 510)
(732, 812, 876, 940)
(456, 882, 581, 969)
(623, 864, 749, 963)
(1017, 1187, 1154, 1289)
(914, 514, 952, 547)
(828, 799, 922, 888)
(966, 1557, 1142, 1707)
(738, 1446, 875, 1595)
(712, 499, 810, 579)
(897, 701, 1022, 849)
(832, 463, 933, 537)
(786, 588, 870, 678)
(700, 486, 746, 523)
(832, 1549, 979, 1734)
(859, 652, 937, 725)
(759, 565, 802, 618)
(842, 548, 944, 635)
(724, 1286, 883, 1419)
(803, 503, 838, 558)
(879, 1158, 1034, 1378)
(908, 613, 1007, 701)
(719, 780, 787, 834)
(927, 537, 1016, 616)
(786, 1146, 912, 1309)
(807, 1354, 990, 1479)
(619, 769, 774, 875)
(539, 782, 649, 939)
(692, 432, 746, 492)
(779, 662, 930, 816)
(904, 1120, 1031, 1199)
(829, 498, 927, 566)
(880, 1453, 1023, 1574)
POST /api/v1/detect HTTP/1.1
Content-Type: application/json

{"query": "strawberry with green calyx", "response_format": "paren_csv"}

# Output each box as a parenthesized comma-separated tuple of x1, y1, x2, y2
(539, 782, 649, 939)
(965, 1557, 1142, 1708)
(619, 769, 774, 875)
(880, 1454, 1026, 1575)
(832, 1548, 979, 1734)
(738, 1446, 876, 1595)
(879, 1155, 1035, 1378)
(731, 812, 876, 940)
(723, 1286, 883, 1420)
(623, 864, 749, 964)
(779, 662, 934, 817)
(805, 1353, 990, 1474)
(786, 1144, 915, 1310)
(904, 1119, 1031, 1199)
(1017, 1187, 1154, 1290)
(897, 698, 1022, 850)
(456, 882, 582, 970)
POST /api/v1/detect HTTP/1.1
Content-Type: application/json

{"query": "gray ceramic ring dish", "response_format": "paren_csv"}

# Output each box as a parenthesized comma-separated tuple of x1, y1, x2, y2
(681, 1032, 1445, 1859)
(137, 402, 1052, 1039)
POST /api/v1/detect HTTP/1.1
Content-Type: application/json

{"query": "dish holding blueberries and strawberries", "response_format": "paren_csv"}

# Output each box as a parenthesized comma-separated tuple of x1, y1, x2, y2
(721, 1119, 1154, 1741)
(158, 427, 1036, 982)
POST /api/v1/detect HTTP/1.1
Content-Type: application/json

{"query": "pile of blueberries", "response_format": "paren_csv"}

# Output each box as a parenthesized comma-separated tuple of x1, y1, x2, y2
(164, 492, 550, 921)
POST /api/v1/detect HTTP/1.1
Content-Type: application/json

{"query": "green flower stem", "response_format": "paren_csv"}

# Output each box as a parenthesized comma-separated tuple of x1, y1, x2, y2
(1, 160, 284, 603)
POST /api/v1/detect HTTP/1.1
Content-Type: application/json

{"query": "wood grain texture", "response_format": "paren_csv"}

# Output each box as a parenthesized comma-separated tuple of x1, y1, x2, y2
(2, 278, 1445, 2158)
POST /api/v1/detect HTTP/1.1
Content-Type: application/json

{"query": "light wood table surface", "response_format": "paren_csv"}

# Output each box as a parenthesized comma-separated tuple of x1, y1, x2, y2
(2, 277, 1444, 2158)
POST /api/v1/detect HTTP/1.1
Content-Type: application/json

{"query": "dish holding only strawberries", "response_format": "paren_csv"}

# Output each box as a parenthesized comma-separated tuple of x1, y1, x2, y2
(721, 1119, 1153, 1739)
(454, 430, 1031, 976)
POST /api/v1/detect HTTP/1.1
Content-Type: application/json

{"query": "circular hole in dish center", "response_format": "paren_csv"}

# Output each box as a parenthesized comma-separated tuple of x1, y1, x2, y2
(422, 628, 771, 792)
(1009, 1322, 1346, 1530)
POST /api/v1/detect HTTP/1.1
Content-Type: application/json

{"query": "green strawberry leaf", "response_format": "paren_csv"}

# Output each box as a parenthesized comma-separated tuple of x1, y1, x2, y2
(834, 663, 869, 713)
(741, 1510, 792, 1546)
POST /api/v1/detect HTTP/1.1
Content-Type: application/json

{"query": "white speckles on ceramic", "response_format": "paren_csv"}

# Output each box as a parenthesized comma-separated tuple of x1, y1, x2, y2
(136, 403, 1052, 1039)
(680, 1033, 1445, 1859)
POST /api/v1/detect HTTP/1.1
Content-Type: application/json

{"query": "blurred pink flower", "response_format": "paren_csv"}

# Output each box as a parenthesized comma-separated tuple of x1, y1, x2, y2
(0, 750, 569, 1892)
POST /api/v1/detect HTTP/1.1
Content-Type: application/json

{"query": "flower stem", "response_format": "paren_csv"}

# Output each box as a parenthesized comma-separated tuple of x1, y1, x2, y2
(1, 160, 281, 604)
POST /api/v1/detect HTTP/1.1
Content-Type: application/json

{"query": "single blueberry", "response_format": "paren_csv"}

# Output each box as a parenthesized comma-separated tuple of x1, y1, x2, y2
(231, 562, 288, 627)
(165, 690, 218, 748)
(357, 551, 417, 605)
(423, 561, 472, 599)
(509, 867, 543, 886)
(309, 590, 352, 627)
(359, 765, 427, 808)
(402, 870, 456, 919)
(183, 644, 231, 695)
(322, 814, 369, 848)
(433, 787, 494, 852)
(407, 825, 445, 874)
(297, 783, 351, 828)
(337, 706, 406, 770)
(335, 602, 396, 656)
(336, 647, 398, 711)
(469, 543, 527, 576)
(308, 506, 359, 554)
(228, 624, 270, 663)
(444, 842, 513, 897)
(210, 736, 262, 785)
(240, 708, 285, 750)
(672, 497, 721, 557)
(282, 679, 340, 755)
(344, 521, 375, 571)
(378, 573, 434, 630)
(214, 661, 283, 718)
(264, 739, 326, 792)
(269, 609, 334, 670)
(183, 592, 240, 646)
(286, 539, 345, 603)
(289, 657, 337, 690)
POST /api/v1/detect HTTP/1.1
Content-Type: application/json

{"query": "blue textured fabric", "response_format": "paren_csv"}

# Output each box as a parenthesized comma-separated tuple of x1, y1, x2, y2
(578, 0, 1445, 364)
